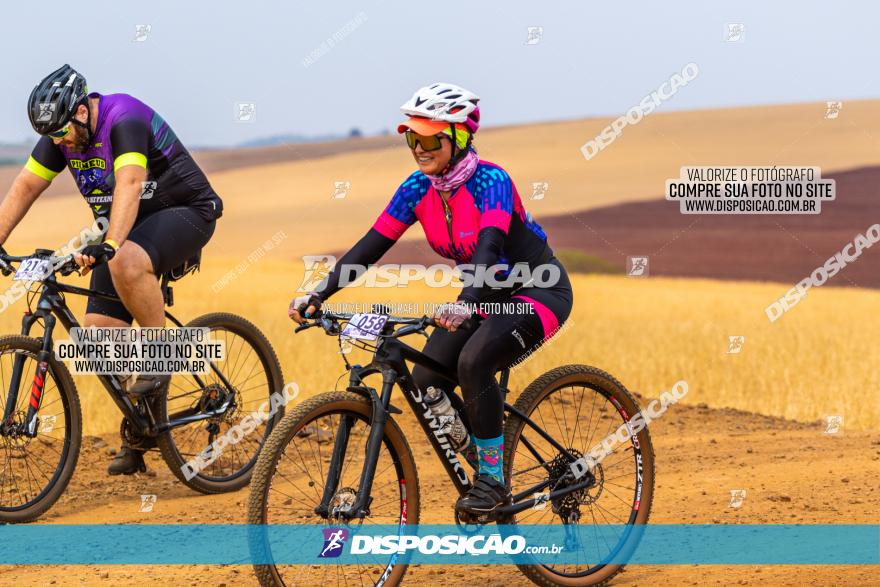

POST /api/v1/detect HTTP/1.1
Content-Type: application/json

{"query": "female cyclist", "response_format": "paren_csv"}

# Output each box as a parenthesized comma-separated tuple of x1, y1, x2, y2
(290, 82, 573, 516)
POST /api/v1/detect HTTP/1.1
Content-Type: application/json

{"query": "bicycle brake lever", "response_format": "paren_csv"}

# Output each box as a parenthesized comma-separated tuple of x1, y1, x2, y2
(321, 316, 341, 335)
(58, 259, 80, 277)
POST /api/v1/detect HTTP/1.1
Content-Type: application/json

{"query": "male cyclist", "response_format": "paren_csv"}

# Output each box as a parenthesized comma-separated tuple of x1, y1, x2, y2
(0, 65, 223, 475)
(290, 83, 573, 517)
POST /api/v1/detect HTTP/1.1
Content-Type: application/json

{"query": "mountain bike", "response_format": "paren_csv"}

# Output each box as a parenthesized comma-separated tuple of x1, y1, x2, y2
(247, 310, 655, 586)
(0, 248, 285, 522)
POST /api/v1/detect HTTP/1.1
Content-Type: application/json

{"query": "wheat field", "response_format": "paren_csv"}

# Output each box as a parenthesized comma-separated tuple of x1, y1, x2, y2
(1, 101, 878, 435)
(0, 256, 873, 436)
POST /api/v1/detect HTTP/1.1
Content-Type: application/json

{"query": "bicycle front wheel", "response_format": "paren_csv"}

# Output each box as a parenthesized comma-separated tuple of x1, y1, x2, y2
(503, 364, 655, 587)
(0, 335, 82, 523)
(247, 391, 420, 587)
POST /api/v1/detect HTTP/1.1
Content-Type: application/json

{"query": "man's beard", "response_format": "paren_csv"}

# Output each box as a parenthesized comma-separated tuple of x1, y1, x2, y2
(68, 124, 91, 153)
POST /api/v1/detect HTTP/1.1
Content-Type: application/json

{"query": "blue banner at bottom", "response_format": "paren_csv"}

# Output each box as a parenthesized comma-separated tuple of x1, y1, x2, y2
(0, 524, 876, 565)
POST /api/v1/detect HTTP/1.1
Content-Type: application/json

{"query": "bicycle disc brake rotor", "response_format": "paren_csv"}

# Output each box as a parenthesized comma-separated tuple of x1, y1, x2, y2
(329, 487, 358, 519)
(197, 383, 237, 422)
(4, 411, 33, 454)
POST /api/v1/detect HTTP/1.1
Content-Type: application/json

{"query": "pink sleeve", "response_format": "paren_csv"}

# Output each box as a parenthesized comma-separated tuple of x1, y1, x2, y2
(372, 210, 411, 241)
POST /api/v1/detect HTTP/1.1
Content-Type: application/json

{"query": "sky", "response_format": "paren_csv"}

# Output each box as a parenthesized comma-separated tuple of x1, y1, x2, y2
(2, 1, 877, 147)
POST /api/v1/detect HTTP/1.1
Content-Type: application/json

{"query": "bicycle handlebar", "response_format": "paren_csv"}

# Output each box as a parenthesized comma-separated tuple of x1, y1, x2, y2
(293, 310, 476, 338)
(0, 250, 81, 279)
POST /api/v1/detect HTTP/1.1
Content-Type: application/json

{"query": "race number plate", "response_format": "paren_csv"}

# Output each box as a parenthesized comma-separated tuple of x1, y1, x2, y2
(341, 313, 389, 341)
(13, 258, 51, 282)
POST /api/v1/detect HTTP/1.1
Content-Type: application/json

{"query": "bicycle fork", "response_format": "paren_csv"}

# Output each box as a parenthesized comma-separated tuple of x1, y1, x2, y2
(314, 369, 396, 520)
(2, 309, 56, 438)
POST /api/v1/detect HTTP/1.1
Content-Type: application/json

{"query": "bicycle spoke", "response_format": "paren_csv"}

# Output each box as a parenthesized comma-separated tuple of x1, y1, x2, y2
(506, 374, 649, 583)
(260, 402, 407, 585)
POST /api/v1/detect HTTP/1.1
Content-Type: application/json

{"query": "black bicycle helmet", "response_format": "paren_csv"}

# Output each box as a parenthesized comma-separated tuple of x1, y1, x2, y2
(27, 64, 89, 135)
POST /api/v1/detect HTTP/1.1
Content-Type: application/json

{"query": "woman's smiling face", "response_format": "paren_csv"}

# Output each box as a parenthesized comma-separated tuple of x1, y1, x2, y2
(410, 133, 452, 175)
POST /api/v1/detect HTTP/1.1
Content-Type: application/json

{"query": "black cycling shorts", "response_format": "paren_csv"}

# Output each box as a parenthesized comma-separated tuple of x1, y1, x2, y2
(86, 206, 216, 323)
(411, 257, 573, 438)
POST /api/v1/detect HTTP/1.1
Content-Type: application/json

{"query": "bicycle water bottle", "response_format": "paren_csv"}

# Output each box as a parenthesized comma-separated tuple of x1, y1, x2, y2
(424, 386, 470, 452)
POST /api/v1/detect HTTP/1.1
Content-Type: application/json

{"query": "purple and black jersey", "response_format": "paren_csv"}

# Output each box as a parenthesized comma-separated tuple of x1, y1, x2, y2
(26, 93, 222, 222)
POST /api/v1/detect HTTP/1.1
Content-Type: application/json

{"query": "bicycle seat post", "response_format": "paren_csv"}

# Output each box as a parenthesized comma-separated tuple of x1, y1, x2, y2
(499, 368, 510, 393)
(160, 275, 173, 307)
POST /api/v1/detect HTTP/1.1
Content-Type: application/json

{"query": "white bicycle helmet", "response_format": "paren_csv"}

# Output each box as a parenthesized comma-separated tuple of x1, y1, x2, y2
(400, 82, 480, 133)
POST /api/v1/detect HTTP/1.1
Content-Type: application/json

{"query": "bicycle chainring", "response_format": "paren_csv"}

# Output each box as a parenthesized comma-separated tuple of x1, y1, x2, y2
(120, 417, 154, 450)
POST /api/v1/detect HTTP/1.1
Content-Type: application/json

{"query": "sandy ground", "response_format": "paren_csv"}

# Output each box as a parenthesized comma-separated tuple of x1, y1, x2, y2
(1, 392, 877, 586)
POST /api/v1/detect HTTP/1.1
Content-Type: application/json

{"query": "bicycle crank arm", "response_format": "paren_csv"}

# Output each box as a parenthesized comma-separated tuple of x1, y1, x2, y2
(158, 400, 233, 433)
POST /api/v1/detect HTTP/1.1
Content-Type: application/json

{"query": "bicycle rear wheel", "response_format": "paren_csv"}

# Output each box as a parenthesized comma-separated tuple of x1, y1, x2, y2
(503, 365, 655, 587)
(247, 391, 420, 587)
(0, 335, 82, 523)
(156, 312, 285, 493)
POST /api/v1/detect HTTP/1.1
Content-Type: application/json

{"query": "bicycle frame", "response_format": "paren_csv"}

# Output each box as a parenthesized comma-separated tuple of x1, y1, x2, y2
(1, 272, 235, 439)
(314, 322, 594, 520)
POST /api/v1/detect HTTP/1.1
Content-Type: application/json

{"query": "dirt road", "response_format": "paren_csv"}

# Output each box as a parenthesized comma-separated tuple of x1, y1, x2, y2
(1, 389, 877, 587)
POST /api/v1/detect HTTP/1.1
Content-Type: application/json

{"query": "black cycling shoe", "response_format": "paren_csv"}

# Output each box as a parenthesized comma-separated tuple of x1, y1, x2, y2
(108, 446, 147, 475)
(455, 474, 512, 515)
(128, 374, 171, 397)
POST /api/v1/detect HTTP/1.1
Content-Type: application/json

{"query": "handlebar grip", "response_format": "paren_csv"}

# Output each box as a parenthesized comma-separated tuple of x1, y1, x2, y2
(0, 251, 13, 276)
(427, 316, 479, 332)
(293, 309, 326, 333)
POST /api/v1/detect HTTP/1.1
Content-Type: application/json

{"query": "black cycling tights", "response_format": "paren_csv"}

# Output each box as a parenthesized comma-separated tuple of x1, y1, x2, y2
(412, 260, 573, 439)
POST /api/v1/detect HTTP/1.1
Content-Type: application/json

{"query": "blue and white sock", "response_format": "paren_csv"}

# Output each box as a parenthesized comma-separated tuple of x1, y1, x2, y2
(474, 434, 504, 484)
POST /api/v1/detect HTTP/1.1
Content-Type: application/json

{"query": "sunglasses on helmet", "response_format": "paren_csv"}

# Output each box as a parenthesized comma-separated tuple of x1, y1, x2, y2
(405, 130, 447, 152)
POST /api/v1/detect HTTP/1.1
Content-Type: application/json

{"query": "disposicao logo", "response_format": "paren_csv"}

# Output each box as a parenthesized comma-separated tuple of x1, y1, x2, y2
(319, 528, 349, 558)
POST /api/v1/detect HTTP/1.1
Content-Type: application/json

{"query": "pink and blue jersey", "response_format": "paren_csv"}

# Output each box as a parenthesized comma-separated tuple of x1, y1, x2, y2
(373, 161, 550, 268)
(312, 159, 556, 305)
